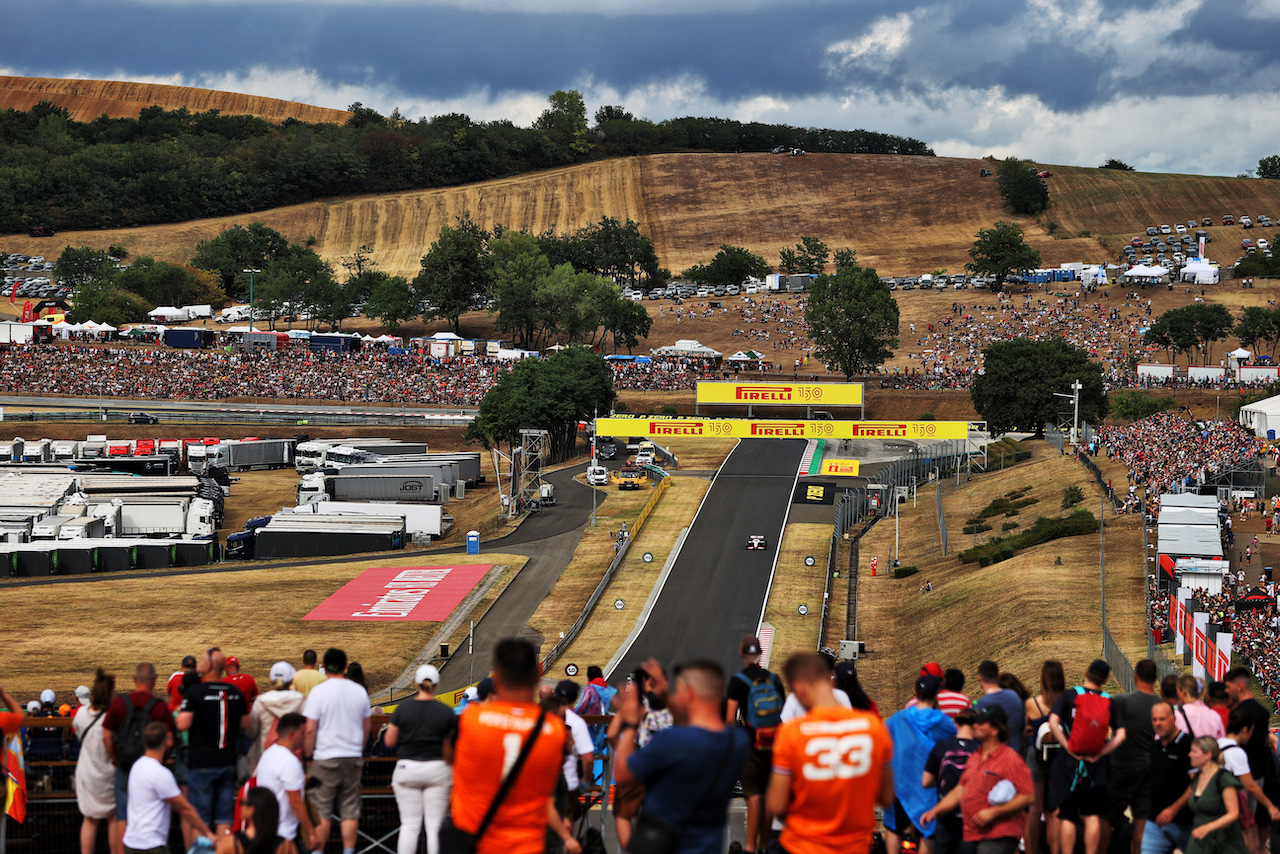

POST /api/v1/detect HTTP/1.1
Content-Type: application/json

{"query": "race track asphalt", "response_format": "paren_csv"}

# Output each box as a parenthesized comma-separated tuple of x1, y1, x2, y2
(610, 438, 806, 679)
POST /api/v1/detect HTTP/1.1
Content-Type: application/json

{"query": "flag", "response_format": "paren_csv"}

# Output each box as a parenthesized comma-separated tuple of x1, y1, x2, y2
(4, 731, 25, 823)
(7, 279, 16, 304)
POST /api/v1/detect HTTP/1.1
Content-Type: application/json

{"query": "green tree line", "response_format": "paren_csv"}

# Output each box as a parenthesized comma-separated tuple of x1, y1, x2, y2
(0, 95, 933, 235)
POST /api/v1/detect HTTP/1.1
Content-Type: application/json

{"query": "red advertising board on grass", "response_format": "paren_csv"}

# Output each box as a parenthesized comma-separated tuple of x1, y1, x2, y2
(305, 564, 493, 622)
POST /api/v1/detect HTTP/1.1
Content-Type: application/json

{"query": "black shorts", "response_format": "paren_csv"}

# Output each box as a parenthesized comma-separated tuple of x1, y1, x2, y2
(1058, 784, 1111, 822)
(1110, 764, 1151, 821)
(892, 797, 924, 836)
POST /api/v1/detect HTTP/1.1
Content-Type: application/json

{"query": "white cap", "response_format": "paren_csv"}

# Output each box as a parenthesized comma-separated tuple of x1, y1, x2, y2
(75, 685, 91, 705)
(269, 661, 296, 685)
(40, 689, 55, 705)
(415, 664, 441, 687)
(463, 686, 479, 701)
(26, 700, 40, 713)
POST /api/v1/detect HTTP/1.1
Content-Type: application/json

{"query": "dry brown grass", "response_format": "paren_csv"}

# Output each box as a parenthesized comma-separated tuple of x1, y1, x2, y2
(854, 450, 1146, 710)
(525, 481, 655, 643)
(0, 76, 351, 124)
(762, 523, 835, 665)
(556, 475, 713, 670)
(0, 551, 527, 699)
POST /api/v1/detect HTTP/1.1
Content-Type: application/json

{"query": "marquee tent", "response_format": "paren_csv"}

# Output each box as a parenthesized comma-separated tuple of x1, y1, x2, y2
(652, 339, 723, 359)
(1239, 393, 1280, 437)
(1178, 260, 1220, 284)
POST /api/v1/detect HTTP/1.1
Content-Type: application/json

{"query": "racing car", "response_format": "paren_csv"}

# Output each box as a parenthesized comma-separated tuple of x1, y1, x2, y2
(746, 534, 767, 550)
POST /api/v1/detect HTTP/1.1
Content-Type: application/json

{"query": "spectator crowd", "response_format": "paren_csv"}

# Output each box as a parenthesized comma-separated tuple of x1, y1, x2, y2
(3, 632, 1272, 854)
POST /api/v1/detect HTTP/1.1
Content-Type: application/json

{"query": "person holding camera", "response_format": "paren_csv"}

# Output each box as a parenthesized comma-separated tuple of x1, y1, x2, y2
(607, 662, 674, 849)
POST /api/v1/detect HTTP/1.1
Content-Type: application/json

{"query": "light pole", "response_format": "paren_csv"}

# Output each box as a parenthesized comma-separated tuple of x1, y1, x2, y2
(242, 268, 261, 331)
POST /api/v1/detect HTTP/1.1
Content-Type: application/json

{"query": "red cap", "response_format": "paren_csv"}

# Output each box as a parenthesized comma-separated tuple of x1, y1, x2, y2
(919, 662, 944, 678)
(226, 656, 240, 669)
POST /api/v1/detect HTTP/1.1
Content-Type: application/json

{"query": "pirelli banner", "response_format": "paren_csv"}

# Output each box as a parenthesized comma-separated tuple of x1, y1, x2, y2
(594, 417, 969, 441)
(697, 381, 864, 407)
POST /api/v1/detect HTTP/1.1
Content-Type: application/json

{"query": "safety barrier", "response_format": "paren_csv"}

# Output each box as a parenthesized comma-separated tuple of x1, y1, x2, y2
(541, 477, 670, 671)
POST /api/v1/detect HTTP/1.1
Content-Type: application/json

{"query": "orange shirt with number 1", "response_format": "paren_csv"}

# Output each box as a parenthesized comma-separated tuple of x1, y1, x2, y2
(771, 705, 894, 854)
(450, 701, 567, 854)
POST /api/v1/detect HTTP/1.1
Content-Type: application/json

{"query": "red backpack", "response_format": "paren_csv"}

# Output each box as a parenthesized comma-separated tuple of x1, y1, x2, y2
(1066, 686, 1111, 755)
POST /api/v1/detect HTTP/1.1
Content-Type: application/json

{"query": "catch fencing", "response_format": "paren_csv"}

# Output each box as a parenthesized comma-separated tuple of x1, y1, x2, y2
(0, 408, 470, 428)
(541, 476, 670, 671)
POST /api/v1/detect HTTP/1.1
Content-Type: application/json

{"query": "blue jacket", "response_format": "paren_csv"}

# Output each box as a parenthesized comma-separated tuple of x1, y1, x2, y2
(884, 706, 957, 837)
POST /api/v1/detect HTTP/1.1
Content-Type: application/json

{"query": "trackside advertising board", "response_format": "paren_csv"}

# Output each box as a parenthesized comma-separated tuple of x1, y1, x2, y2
(696, 381, 864, 406)
(820, 460, 861, 477)
(304, 564, 493, 621)
(595, 417, 968, 441)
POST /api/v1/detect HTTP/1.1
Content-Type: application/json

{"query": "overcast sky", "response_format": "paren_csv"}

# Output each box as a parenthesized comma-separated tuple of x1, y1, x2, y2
(4, 0, 1277, 176)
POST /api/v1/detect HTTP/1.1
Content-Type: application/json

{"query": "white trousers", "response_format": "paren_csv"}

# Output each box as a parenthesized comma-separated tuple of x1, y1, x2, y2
(391, 759, 453, 854)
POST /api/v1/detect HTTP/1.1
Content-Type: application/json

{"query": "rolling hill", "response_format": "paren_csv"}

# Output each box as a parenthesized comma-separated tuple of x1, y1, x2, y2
(5, 78, 1280, 278)
(0, 76, 351, 124)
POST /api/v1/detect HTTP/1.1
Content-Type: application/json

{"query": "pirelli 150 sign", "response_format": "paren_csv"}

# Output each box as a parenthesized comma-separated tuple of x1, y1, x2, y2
(594, 417, 969, 440)
(696, 381, 863, 406)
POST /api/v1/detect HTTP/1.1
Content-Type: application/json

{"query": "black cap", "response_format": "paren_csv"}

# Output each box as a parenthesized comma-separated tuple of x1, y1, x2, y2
(915, 674, 942, 699)
(476, 677, 495, 701)
(741, 635, 762, 656)
(955, 705, 981, 723)
(553, 680, 580, 705)
(974, 704, 1009, 725)
(833, 661, 858, 686)
(1087, 659, 1111, 681)
(181, 655, 197, 669)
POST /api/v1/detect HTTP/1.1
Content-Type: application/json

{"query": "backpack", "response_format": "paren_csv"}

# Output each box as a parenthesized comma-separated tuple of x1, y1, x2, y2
(936, 739, 979, 799)
(734, 671, 784, 749)
(1065, 686, 1111, 756)
(116, 695, 160, 771)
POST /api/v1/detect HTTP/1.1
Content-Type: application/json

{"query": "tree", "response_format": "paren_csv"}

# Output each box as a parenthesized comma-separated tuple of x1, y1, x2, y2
(489, 231, 553, 348)
(682, 244, 771, 287)
(995, 157, 1049, 215)
(1099, 158, 1134, 171)
(534, 90, 590, 157)
(779, 237, 829, 274)
(54, 246, 115, 290)
(1234, 306, 1274, 356)
(66, 278, 149, 326)
(465, 345, 615, 462)
(965, 221, 1041, 292)
(413, 214, 490, 334)
(364, 274, 417, 332)
(970, 338, 1108, 437)
(1147, 304, 1234, 365)
(112, 257, 207, 308)
(805, 253, 899, 378)
(603, 296, 653, 354)
(190, 223, 294, 296)
(1258, 156, 1280, 180)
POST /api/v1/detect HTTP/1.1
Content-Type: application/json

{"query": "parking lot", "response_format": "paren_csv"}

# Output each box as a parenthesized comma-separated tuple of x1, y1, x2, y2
(3, 253, 73, 301)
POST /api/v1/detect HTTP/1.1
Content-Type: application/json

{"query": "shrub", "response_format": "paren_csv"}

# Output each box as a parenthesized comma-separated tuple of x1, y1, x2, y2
(1062, 485, 1084, 509)
(962, 522, 992, 534)
(615, 401, 628, 412)
(661, 405, 678, 415)
(919, 412, 936, 421)
(894, 566, 919, 579)
(108, 243, 129, 259)
(977, 555, 991, 567)
(1002, 521, 1020, 531)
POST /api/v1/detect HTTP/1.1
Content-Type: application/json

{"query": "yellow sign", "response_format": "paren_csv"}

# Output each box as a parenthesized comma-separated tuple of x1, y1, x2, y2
(820, 460, 862, 477)
(595, 417, 969, 441)
(697, 381, 864, 406)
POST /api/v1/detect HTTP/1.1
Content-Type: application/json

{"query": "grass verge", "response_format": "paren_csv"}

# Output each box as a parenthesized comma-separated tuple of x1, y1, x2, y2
(763, 523, 836, 666)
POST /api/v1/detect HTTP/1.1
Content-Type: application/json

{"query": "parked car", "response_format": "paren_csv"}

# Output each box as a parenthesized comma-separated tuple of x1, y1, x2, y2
(1242, 216, 1254, 228)
(1037, 170, 1053, 178)
(1175, 224, 1187, 235)
(1195, 230, 1210, 243)
(1186, 220, 1197, 230)
(1242, 238, 1254, 249)
(1159, 224, 1172, 234)
(1146, 226, 1159, 236)
(1224, 215, 1235, 225)
(586, 466, 609, 486)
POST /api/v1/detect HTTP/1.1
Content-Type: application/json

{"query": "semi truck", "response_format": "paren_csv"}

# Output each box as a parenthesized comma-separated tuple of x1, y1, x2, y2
(31, 514, 79, 539)
(207, 438, 295, 471)
(163, 328, 216, 349)
(319, 473, 439, 504)
(22, 439, 50, 463)
(90, 497, 215, 538)
(78, 455, 177, 476)
(294, 438, 396, 472)
(320, 442, 431, 469)
(56, 515, 107, 540)
(0, 439, 25, 462)
(286, 501, 448, 541)
(237, 514, 406, 560)
(51, 441, 80, 462)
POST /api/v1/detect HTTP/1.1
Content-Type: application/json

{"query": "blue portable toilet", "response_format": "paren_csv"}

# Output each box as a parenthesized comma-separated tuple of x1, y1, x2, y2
(466, 530, 480, 555)
(1269, 430, 1275, 441)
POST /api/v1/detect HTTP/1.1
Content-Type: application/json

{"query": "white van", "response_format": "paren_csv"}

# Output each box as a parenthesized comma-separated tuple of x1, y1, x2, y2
(587, 466, 609, 486)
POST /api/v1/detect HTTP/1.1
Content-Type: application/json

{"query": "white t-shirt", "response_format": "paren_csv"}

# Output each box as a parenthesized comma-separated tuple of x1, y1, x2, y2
(255, 743, 306, 840)
(1218, 738, 1252, 779)
(303, 677, 371, 760)
(122, 755, 180, 850)
(562, 709, 595, 789)
(780, 689, 851, 723)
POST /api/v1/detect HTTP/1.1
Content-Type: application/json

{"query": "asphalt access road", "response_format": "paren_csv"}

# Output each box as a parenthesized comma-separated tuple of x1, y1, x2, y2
(435, 461, 603, 692)
(610, 438, 806, 679)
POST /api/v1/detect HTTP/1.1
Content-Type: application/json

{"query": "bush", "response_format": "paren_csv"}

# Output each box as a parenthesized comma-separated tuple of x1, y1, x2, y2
(615, 401, 628, 412)
(1062, 485, 1084, 509)
(957, 509, 1098, 564)
(1002, 521, 1020, 531)
(661, 405, 678, 415)
(962, 522, 992, 534)
(977, 555, 991, 567)
(967, 494, 1038, 524)
(108, 243, 129, 259)
(894, 566, 919, 579)
(919, 412, 936, 421)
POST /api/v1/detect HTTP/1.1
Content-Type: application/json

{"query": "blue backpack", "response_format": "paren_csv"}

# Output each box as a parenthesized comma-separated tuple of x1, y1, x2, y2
(735, 671, 784, 748)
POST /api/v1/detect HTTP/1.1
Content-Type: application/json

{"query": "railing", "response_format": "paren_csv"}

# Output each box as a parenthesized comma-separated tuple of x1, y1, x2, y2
(541, 477, 670, 671)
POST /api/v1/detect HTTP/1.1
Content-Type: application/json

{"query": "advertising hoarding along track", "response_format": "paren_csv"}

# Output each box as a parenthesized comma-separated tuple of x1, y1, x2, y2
(696, 381, 864, 406)
(594, 417, 969, 440)
(820, 460, 861, 476)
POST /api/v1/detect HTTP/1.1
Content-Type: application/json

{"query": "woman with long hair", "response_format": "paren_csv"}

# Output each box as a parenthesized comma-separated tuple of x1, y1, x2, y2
(73, 668, 115, 854)
(833, 661, 880, 717)
(1185, 736, 1248, 854)
(1026, 660, 1065, 854)
(215, 787, 295, 854)
(385, 665, 456, 854)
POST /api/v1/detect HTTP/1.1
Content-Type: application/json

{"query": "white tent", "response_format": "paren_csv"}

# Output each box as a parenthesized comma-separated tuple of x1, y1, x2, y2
(1124, 264, 1170, 279)
(1179, 260, 1219, 284)
(430, 331, 463, 340)
(1239, 393, 1280, 437)
(95, 323, 117, 333)
(652, 338, 723, 359)
(374, 334, 399, 343)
